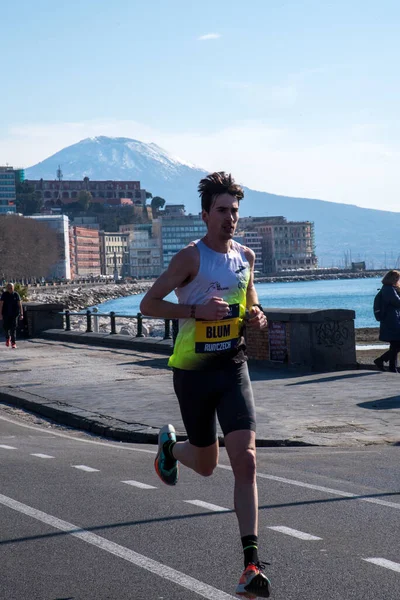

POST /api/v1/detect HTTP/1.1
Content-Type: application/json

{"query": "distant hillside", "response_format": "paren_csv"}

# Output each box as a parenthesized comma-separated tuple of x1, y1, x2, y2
(26, 136, 400, 267)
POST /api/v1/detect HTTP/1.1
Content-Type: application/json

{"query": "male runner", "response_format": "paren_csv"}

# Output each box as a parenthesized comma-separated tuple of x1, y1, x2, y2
(140, 172, 271, 598)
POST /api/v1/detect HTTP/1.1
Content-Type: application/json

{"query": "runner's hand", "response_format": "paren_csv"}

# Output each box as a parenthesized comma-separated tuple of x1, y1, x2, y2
(247, 306, 268, 329)
(196, 297, 230, 321)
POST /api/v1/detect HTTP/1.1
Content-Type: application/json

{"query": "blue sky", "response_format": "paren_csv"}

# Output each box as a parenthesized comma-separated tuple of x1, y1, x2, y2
(1, 0, 400, 211)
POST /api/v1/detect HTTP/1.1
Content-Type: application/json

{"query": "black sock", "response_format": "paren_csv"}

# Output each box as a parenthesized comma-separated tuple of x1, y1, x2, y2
(163, 440, 176, 468)
(241, 534, 259, 567)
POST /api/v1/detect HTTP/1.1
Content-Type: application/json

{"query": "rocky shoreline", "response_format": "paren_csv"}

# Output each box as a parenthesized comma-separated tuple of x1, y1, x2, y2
(27, 282, 153, 312)
(254, 270, 385, 284)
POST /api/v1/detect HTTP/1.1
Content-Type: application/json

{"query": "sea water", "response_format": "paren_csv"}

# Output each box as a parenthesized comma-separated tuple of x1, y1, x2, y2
(91, 276, 383, 329)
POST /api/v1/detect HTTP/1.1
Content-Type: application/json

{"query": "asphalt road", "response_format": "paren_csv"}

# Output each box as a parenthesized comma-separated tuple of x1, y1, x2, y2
(1, 406, 399, 600)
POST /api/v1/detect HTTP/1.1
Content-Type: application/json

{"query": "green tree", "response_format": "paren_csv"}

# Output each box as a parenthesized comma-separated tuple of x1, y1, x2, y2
(0, 215, 58, 280)
(77, 190, 92, 212)
(16, 181, 43, 215)
(151, 196, 166, 216)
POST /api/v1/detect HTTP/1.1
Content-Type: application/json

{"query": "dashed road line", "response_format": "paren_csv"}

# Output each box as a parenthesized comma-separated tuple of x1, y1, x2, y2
(0, 492, 238, 600)
(122, 480, 157, 490)
(363, 558, 400, 573)
(217, 465, 400, 511)
(0, 444, 17, 449)
(30, 453, 54, 459)
(2, 415, 399, 512)
(72, 465, 100, 472)
(268, 526, 322, 541)
(184, 500, 230, 512)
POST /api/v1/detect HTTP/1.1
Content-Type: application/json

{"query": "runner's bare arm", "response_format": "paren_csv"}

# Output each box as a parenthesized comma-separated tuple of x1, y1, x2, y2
(243, 247, 259, 308)
(140, 245, 230, 320)
(140, 246, 199, 318)
(243, 246, 267, 329)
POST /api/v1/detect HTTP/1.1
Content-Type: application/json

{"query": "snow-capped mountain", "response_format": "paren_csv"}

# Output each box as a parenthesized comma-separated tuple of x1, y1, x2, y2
(25, 136, 207, 207)
(26, 136, 400, 266)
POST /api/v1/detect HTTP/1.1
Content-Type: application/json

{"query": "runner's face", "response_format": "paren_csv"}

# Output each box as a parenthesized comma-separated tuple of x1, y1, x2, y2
(203, 193, 239, 241)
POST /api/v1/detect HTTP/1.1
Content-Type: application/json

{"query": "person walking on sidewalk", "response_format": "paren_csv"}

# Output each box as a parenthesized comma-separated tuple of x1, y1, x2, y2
(0, 283, 23, 349)
(374, 270, 400, 373)
(140, 172, 271, 598)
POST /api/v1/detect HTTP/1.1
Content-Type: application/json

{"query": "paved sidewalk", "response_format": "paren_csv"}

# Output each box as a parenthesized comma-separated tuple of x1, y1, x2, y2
(0, 338, 399, 447)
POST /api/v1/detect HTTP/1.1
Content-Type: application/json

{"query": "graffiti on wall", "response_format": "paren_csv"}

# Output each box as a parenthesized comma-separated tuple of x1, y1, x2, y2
(315, 321, 350, 348)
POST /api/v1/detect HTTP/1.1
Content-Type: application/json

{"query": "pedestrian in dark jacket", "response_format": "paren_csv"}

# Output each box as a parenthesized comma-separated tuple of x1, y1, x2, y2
(374, 270, 400, 373)
(0, 283, 23, 349)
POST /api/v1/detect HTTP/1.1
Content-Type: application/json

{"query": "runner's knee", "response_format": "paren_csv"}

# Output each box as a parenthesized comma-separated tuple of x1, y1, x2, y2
(231, 448, 256, 484)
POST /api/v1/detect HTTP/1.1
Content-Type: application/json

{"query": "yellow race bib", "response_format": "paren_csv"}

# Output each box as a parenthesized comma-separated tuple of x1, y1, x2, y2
(195, 304, 240, 353)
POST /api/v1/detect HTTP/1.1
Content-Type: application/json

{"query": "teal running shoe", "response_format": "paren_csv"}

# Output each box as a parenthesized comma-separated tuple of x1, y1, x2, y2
(154, 424, 179, 486)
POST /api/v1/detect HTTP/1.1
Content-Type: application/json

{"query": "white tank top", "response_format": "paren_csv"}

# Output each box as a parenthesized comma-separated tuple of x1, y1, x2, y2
(168, 239, 250, 370)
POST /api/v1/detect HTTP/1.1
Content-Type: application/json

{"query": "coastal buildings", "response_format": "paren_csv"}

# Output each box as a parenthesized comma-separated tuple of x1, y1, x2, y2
(99, 231, 131, 277)
(28, 214, 71, 279)
(239, 216, 317, 274)
(9, 171, 320, 278)
(0, 166, 24, 214)
(26, 177, 148, 207)
(70, 226, 101, 277)
(153, 210, 207, 270)
(128, 230, 161, 279)
(234, 231, 263, 272)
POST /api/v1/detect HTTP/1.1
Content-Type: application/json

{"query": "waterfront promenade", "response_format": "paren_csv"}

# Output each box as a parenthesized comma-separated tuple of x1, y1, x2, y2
(0, 337, 398, 447)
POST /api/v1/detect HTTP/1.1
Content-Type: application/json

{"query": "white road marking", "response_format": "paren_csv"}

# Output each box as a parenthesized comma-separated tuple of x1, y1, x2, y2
(0, 493, 237, 600)
(0, 415, 156, 453)
(122, 480, 157, 490)
(0, 444, 17, 449)
(185, 500, 230, 512)
(72, 465, 100, 472)
(363, 558, 400, 573)
(31, 453, 54, 459)
(217, 465, 400, 511)
(1, 415, 398, 511)
(268, 526, 322, 541)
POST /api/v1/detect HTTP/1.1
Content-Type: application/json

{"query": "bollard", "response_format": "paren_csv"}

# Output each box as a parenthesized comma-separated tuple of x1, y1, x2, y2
(92, 307, 99, 333)
(136, 312, 145, 337)
(65, 310, 71, 331)
(110, 311, 116, 334)
(86, 310, 93, 333)
(164, 319, 171, 340)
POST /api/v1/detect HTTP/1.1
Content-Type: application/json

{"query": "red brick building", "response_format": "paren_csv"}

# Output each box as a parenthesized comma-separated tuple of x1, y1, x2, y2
(27, 177, 147, 207)
(70, 226, 101, 277)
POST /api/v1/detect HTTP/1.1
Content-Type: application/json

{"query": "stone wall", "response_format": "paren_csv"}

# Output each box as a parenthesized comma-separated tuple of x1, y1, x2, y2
(246, 308, 356, 370)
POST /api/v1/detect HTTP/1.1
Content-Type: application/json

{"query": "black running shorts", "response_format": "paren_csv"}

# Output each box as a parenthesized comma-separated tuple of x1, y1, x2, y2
(172, 362, 256, 448)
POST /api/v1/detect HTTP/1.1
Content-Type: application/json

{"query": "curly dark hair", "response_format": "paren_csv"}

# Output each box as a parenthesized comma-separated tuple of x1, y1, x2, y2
(198, 171, 244, 213)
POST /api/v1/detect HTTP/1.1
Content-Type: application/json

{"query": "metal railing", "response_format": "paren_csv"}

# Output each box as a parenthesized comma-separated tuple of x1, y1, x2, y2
(59, 309, 176, 341)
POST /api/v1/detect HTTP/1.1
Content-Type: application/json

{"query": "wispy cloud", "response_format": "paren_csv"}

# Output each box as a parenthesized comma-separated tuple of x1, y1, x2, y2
(198, 33, 221, 41)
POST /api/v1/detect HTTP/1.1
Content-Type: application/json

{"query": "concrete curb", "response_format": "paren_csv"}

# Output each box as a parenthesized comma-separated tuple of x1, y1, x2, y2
(0, 388, 316, 448)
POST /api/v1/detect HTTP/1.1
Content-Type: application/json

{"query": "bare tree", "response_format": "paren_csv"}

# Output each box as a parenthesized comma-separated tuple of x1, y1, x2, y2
(0, 215, 59, 280)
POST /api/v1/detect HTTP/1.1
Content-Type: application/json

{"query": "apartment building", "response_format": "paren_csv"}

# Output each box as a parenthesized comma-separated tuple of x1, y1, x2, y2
(253, 217, 317, 273)
(0, 166, 22, 214)
(152, 213, 207, 270)
(70, 226, 101, 277)
(99, 231, 131, 277)
(242, 231, 263, 272)
(128, 230, 161, 279)
(27, 177, 148, 206)
(28, 214, 71, 279)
